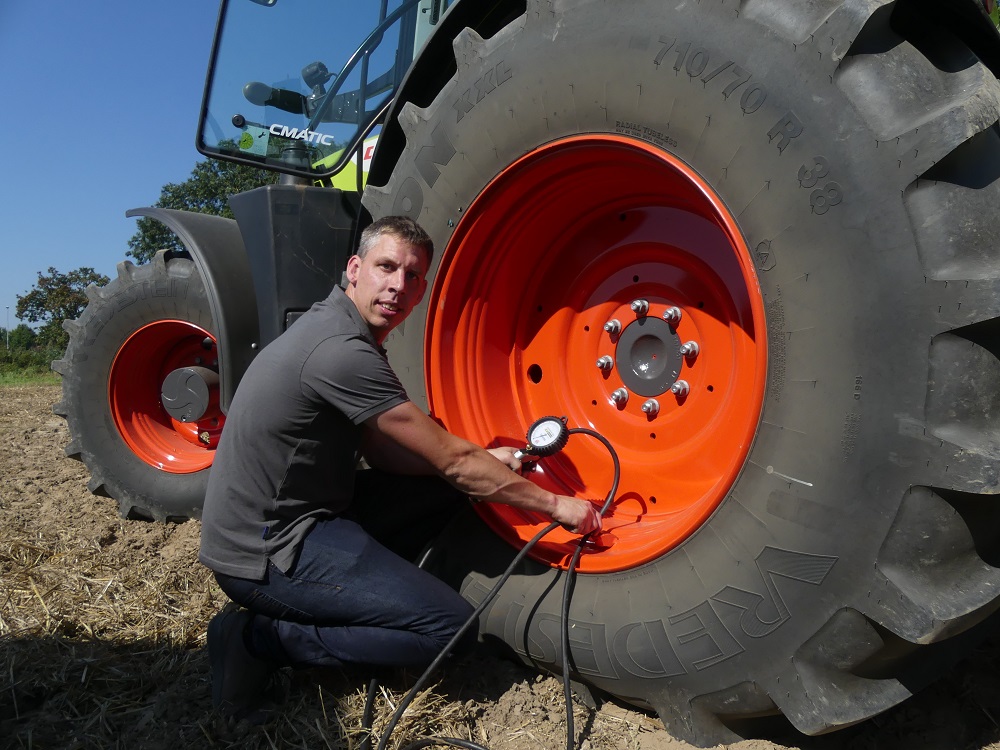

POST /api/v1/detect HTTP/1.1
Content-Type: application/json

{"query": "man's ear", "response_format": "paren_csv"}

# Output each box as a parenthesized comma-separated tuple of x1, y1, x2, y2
(345, 255, 361, 286)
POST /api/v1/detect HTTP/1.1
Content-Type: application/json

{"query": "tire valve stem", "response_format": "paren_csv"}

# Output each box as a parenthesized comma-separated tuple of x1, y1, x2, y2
(603, 319, 622, 336)
(596, 355, 614, 372)
(610, 388, 629, 408)
(641, 398, 660, 417)
(662, 306, 682, 325)
(680, 341, 700, 359)
(630, 299, 649, 316)
(670, 380, 690, 398)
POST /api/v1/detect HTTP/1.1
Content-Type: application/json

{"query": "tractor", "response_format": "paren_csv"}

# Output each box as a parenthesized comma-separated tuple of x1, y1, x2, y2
(54, 0, 1000, 744)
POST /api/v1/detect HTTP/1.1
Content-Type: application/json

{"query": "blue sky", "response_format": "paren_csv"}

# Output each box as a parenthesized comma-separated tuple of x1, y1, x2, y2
(0, 1, 217, 330)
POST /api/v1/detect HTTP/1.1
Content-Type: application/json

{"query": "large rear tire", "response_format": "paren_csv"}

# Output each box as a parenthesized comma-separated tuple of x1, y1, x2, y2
(53, 251, 221, 521)
(364, 0, 1000, 743)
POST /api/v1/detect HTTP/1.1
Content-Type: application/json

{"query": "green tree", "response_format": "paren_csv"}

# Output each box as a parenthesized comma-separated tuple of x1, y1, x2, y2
(16, 267, 110, 350)
(127, 158, 275, 264)
(8, 324, 37, 352)
(0, 324, 48, 374)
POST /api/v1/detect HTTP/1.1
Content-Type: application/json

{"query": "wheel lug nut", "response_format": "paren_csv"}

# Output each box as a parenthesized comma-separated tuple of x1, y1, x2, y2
(604, 319, 622, 335)
(610, 388, 629, 407)
(670, 380, 690, 397)
(662, 306, 682, 325)
(680, 341, 700, 358)
(630, 299, 649, 316)
(641, 399, 659, 417)
(596, 355, 614, 372)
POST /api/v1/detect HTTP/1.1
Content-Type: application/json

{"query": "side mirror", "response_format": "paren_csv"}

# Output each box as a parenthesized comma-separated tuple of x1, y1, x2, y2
(242, 82, 307, 114)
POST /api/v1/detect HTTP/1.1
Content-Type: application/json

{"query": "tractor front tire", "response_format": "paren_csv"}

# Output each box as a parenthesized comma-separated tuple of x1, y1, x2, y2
(54, 251, 219, 522)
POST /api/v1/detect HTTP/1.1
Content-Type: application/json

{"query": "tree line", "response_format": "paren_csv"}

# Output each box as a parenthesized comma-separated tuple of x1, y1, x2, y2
(5, 160, 272, 374)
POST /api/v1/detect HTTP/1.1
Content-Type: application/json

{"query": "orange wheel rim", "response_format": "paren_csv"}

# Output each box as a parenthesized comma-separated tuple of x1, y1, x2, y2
(109, 320, 223, 473)
(426, 135, 767, 573)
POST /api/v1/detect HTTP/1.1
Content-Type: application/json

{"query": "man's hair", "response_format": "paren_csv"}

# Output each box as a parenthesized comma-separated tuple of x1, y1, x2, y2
(357, 216, 434, 264)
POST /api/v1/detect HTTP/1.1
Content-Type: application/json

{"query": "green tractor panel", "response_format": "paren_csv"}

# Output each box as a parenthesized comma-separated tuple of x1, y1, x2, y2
(53, 0, 1000, 744)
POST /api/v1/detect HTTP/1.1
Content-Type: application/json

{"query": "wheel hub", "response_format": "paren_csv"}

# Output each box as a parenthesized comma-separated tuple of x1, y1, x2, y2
(161, 366, 220, 423)
(425, 135, 767, 573)
(613, 313, 683, 398)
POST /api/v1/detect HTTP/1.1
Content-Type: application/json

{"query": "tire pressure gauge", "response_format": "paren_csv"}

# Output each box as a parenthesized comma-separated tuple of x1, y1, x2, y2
(524, 415, 569, 457)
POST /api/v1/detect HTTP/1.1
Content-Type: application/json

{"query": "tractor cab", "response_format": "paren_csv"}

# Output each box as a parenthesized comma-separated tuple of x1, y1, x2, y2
(198, 0, 451, 185)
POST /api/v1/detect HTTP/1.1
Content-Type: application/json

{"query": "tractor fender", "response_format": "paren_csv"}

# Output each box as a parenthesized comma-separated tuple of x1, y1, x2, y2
(125, 207, 259, 413)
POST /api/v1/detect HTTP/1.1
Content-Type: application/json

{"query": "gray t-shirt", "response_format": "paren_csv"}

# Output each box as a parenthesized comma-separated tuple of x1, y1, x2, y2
(199, 286, 408, 580)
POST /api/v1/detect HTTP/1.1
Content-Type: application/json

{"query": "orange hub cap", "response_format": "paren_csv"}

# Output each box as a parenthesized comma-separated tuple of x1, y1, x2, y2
(425, 136, 767, 573)
(109, 320, 223, 473)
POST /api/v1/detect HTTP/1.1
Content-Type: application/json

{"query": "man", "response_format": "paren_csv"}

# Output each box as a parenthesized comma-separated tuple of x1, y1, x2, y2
(200, 215, 601, 718)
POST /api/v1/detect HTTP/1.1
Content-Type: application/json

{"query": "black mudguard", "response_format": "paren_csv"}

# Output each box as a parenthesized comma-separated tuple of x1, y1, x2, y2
(125, 207, 258, 413)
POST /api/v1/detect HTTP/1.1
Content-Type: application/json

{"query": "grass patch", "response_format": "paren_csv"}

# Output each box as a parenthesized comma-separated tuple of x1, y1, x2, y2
(0, 370, 60, 387)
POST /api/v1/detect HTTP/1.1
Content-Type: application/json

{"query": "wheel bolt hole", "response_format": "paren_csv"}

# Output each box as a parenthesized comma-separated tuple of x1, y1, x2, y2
(527, 364, 543, 384)
(633, 275, 639, 282)
(697, 301, 704, 309)
(591, 400, 598, 406)
(584, 325, 590, 332)
(650, 432, 656, 439)
(650, 496, 657, 503)
(707, 385, 714, 392)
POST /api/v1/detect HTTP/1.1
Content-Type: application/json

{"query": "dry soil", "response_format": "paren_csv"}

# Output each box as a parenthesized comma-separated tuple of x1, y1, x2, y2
(2, 384, 1000, 750)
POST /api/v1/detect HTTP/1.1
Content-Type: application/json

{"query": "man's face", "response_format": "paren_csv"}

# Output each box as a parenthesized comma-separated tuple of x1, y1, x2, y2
(345, 233, 429, 343)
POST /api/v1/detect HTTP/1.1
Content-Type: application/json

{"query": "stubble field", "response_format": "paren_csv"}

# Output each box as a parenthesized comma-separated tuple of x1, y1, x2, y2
(3, 384, 1000, 750)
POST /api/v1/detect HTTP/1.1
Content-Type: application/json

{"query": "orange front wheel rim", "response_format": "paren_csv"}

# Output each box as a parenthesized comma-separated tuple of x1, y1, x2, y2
(109, 320, 223, 474)
(426, 135, 767, 573)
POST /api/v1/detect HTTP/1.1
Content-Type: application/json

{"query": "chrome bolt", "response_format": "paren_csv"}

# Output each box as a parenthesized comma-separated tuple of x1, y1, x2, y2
(630, 299, 649, 316)
(199, 431, 211, 444)
(596, 355, 614, 372)
(662, 306, 682, 325)
(603, 319, 622, 335)
(641, 399, 660, 417)
(680, 341, 700, 358)
(670, 380, 690, 397)
(610, 388, 629, 407)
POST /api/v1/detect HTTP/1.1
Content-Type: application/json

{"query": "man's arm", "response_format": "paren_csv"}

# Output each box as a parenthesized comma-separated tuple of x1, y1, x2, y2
(361, 425, 437, 475)
(367, 401, 601, 534)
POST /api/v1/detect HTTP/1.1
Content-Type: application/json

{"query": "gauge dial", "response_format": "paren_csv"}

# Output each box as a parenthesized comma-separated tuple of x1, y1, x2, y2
(526, 416, 569, 457)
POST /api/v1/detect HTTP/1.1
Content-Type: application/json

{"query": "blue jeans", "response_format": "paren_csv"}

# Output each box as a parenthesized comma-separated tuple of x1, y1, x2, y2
(214, 471, 477, 670)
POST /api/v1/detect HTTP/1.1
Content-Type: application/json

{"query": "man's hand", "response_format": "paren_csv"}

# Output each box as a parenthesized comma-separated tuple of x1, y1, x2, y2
(488, 447, 601, 535)
(487, 446, 522, 472)
(551, 496, 602, 535)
